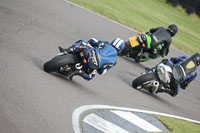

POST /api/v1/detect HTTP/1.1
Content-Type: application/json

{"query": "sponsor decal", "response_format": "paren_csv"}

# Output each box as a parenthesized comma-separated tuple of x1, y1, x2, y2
(91, 50, 98, 66)
(186, 61, 195, 69)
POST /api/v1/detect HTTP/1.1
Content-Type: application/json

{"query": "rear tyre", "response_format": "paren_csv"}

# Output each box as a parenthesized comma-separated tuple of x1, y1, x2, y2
(132, 72, 158, 89)
(43, 54, 75, 72)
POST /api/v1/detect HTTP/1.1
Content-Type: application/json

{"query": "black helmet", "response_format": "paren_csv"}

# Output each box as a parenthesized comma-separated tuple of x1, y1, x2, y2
(167, 24, 178, 37)
(191, 53, 200, 66)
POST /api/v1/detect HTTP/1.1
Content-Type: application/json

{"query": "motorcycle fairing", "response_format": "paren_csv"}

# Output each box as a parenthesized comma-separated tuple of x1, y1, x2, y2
(95, 44, 117, 68)
(140, 55, 161, 62)
(157, 63, 172, 83)
(145, 34, 152, 49)
(172, 64, 186, 82)
(74, 40, 99, 69)
(88, 49, 99, 69)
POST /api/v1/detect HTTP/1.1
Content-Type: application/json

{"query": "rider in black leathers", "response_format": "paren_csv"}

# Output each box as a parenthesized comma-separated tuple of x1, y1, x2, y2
(140, 24, 178, 59)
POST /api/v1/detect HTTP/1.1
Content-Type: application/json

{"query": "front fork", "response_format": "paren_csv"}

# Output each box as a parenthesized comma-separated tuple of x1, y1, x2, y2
(57, 50, 82, 77)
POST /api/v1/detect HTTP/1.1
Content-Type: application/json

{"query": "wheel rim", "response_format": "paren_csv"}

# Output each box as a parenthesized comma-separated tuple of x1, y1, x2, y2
(137, 80, 156, 90)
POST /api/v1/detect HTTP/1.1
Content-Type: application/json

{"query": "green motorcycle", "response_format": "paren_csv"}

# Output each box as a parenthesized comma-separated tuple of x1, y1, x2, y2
(119, 32, 162, 62)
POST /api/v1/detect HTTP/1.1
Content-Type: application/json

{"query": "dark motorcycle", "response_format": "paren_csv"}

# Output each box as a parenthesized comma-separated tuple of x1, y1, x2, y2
(43, 42, 98, 79)
(132, 63, 174, 94)
(119, 32, 161, 62)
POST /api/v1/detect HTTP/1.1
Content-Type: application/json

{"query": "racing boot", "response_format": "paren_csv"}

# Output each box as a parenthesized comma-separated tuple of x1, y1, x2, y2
(164, 89, 176, 97)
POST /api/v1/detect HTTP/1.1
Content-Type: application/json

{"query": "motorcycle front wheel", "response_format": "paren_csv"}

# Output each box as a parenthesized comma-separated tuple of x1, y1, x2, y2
(43, 54, 76, 72)
(132, 72, 158, 89)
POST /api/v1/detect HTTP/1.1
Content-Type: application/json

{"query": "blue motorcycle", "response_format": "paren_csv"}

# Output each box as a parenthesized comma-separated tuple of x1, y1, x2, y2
(43, 42, 98, 79)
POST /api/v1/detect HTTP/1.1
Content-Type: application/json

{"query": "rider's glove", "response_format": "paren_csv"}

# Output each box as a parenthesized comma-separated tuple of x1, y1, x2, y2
(170, 57, 177, 64)
(145, 32, 150, 35)
(161, 59, 168, 64)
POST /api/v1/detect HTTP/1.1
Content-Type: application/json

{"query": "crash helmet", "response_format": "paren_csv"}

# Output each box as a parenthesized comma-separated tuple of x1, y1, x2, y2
(167, 24, 178, 37)
(111, 38, 125, 53)
(88, 38, 98, 45)
(191, 53, 200, 66)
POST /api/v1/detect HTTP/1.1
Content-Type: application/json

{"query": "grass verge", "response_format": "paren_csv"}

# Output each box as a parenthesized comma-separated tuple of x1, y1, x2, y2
(155, 115, 200, 133)
(68, 0, 200, 55)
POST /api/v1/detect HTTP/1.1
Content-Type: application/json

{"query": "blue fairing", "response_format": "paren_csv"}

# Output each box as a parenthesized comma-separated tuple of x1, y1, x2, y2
(74, 40, 117, 68)
(95, 44, 117, 68)
(175, 55, 198, 92)
(176, 55, 188, 63)
(182, 69, 198, 82)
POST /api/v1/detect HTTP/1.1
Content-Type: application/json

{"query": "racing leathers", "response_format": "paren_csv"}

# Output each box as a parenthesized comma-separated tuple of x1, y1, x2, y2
(160, 55, 198, 97)
(67, 38, 117, 81)
(142, 27, 172, 59)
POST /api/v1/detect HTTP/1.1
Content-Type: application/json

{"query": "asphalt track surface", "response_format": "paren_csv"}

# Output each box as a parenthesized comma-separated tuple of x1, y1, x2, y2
(0, 0, 199, 132)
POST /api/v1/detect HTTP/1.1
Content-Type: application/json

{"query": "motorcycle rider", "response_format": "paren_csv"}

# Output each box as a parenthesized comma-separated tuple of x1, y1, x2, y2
(155, 53, 200, 97)
(139, 24, 178, 59)
(61, 38, 125, 80)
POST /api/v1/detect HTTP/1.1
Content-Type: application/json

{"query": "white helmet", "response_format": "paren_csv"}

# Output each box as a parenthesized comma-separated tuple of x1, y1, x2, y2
(111, 38, 125, 53)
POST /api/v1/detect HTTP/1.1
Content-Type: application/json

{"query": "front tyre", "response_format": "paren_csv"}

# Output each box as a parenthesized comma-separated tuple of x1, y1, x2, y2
(132, 72, 158, 89)
(43, 54, 76, 72)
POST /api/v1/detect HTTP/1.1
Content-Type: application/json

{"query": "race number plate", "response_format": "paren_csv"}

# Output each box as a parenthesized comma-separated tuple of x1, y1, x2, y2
(128, 36, 139, 48)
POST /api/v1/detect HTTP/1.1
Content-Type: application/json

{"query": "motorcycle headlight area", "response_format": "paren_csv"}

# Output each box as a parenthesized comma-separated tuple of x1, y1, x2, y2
(157, 64, 172, 83)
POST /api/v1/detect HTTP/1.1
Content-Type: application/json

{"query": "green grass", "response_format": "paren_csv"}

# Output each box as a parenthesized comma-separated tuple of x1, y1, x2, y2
(155, 115, 200, 133)
(68, 0, 200, 54)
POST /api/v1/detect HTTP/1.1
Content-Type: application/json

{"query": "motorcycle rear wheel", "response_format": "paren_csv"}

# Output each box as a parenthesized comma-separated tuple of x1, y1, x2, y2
(132, 72, 158, 89)
(43, 54, 76, 72)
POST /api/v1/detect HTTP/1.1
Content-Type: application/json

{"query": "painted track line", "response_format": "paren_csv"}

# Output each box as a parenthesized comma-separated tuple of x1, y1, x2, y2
(111, 110, 162, 132)
(72, 105, 200, 133)
(84, 113, 129, 133)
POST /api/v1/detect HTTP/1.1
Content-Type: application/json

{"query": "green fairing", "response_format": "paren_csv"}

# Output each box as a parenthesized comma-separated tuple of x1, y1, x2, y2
(144, 34, 162, 50)
(140, 55, 161, 61)
(157, 44, 162, 50)
(140, 57, 152, 61)
(145, 34, 151, 49)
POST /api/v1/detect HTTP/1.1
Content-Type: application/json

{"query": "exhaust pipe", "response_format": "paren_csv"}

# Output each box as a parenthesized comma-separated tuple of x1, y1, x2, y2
(153, 81, 159, 88)
(151, 81, 159, 93)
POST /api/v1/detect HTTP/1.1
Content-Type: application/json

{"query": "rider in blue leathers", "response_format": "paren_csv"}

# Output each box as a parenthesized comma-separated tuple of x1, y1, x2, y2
(157, 53, 200, 97)
(66, 38, 125, 80)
